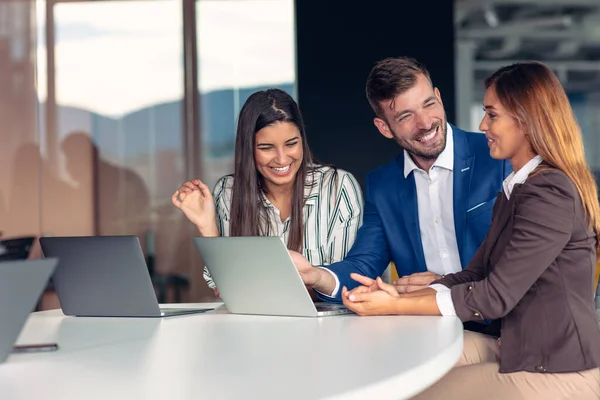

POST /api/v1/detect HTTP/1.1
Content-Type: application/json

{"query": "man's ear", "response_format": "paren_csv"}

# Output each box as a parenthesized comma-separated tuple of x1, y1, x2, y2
(374, 117, 394, 139)
(434, 87, 443, 109)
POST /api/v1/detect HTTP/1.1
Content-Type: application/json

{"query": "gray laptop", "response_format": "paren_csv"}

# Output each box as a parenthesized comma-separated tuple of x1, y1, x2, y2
(0, 259, 57, 363)
(39, 236, 213, 318)
(193, 236, 351, 317)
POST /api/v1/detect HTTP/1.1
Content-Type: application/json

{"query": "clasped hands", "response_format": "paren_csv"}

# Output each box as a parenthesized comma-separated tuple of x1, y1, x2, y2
(342, 271, 440, 316)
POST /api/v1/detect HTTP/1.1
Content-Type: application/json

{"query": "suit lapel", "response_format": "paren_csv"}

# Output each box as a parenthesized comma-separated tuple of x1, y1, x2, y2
(452, 127, 474, 267)
(483, 192, 514, 263)
(396, 155, 427, 273)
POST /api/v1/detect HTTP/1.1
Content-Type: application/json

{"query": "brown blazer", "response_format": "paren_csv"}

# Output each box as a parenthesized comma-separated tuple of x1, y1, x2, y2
(434, 167, 600, 373)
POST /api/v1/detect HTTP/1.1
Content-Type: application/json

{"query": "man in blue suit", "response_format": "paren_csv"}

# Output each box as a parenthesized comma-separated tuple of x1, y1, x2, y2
(292, 56, 511, 303)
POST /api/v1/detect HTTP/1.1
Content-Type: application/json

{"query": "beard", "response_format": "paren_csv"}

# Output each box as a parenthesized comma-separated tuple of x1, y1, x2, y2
(391, 118, 447, 160)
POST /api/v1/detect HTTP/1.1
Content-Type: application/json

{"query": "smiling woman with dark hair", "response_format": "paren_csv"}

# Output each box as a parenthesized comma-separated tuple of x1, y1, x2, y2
(172, 89, 363, 297)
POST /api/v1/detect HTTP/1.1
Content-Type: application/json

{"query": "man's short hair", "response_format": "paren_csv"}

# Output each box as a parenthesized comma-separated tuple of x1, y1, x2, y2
(366, 57, 432, 118)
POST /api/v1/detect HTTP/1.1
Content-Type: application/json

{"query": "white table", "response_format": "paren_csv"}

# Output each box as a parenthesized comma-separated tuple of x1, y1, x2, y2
(1, 303, 463, 400)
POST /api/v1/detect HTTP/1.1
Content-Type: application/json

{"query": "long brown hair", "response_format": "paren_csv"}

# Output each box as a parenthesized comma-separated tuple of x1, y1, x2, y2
(485, 62, 600, 252)
(229, 89, 315, 252)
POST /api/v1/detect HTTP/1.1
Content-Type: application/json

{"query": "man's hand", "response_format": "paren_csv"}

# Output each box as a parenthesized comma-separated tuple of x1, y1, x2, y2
(393, 271, 441, 293)
(289, 250, 336, 296)
(289, 251, 321, 286)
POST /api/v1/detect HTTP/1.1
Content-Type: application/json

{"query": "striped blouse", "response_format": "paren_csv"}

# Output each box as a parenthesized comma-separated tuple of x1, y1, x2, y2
(203, 165, 364, 289)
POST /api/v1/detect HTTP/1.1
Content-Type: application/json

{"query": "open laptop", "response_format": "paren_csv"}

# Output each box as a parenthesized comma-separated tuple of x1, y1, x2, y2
(39, 236, 213, 318)
(0, 259, 57, 363)
(193, 236, 351, 317)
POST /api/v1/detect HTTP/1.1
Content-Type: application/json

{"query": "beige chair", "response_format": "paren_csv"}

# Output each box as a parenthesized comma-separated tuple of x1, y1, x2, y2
(382, 262, 399, 284)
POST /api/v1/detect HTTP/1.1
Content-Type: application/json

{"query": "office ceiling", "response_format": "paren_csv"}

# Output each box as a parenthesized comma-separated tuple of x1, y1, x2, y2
(455, 0, 600, 91)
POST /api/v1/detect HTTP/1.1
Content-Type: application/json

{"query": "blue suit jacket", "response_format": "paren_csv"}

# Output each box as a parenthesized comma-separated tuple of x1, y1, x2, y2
(319, 125, 512, 302)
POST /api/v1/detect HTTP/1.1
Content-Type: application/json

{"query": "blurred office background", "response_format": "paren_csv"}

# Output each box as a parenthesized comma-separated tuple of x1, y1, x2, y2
(0, 0, 598, 308)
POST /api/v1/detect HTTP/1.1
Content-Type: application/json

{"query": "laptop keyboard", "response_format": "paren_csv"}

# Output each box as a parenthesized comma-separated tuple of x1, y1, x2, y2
(160, 308, 212, 316)
(314, 303, 347, 312)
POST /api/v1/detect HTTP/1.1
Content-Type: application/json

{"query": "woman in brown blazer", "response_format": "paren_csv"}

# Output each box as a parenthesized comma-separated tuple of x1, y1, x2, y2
(342, 61, 600, 399)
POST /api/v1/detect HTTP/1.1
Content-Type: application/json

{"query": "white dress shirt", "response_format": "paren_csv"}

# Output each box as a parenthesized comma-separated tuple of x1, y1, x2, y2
(404, 124, 462, 277)
(433, 155, 543, 316)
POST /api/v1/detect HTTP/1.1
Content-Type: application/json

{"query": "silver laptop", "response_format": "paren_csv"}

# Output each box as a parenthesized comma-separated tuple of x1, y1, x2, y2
(0, 259, 57, 363)
(193, 236, 351, 317)
(39, 236, 213, 318)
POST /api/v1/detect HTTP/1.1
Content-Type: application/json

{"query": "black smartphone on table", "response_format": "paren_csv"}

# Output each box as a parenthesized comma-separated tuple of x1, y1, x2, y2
(12, 343, 59, 353)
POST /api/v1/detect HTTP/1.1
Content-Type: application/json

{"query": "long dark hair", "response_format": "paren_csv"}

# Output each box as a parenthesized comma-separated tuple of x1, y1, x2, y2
(229, 89, 315, 252)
